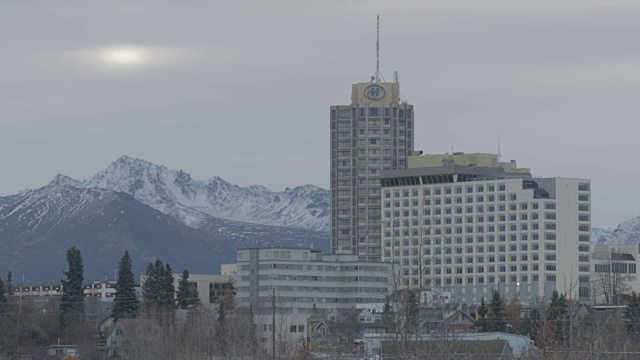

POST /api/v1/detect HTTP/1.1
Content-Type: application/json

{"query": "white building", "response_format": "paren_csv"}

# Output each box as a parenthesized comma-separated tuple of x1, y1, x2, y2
(592, 244, 640, 304)
(235, 248, 392, 314)
(379, 153, 592, 304)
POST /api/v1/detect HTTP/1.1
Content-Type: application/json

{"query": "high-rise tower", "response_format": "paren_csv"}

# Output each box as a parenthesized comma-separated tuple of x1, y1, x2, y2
(330, 80, 415, 260)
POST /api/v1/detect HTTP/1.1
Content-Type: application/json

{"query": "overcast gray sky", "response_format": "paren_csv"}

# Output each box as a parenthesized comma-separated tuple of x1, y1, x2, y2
(1, 0, 639, 228)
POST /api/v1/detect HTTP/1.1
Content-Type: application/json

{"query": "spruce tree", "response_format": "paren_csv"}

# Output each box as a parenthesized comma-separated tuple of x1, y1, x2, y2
(625, 292, 640, 333)
(112, 251, 138, 321)
(0, 277, 7, 316)
(59, 246, 85, 331)
(6, 271, 12, 297)
(546, 290, 568, 344)
(490, 289, 505, 332)
(141, 259, 176, 320)
(476, 297, 490, 332)
(162, 263, 176, 308)
(177, 269, 192, 310)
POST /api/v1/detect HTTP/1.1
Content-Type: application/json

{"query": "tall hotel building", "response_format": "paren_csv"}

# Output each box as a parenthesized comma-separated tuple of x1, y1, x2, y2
(330, 81, 414, 261)
(379, 153, 592, 304)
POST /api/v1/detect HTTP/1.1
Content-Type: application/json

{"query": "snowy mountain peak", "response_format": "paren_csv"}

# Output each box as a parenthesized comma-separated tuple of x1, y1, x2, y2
(47, 174, 82, 188)
(81, 155, 329, 231)
(593, 214, 640, 246)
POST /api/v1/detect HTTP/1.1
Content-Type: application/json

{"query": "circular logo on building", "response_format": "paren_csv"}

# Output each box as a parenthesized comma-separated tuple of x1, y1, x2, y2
(364, 84, 386, 100)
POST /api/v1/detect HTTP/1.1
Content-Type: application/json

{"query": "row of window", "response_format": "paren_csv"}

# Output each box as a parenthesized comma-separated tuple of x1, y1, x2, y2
(385, 183, 589, 196)
(334, 107, 413, 119)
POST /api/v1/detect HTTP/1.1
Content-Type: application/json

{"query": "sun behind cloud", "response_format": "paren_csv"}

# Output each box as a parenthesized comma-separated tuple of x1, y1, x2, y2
(103, 47, 148, 67)
(58, 45, 206, 72)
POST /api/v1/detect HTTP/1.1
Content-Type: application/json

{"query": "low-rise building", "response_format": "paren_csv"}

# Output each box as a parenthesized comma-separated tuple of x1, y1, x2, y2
(592, 244, 640, 304)
(169, 273, 235, 310)
(236, 248, 392, 314)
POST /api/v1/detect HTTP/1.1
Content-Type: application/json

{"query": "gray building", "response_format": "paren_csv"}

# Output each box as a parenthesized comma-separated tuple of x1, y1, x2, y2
(235, 248, 391, 314)
(330, 80, 415, 261)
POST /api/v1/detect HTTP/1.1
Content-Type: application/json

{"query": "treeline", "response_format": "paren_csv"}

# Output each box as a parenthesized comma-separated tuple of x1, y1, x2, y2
(0, 246, 241, 360)
(379, 287, 640, 359)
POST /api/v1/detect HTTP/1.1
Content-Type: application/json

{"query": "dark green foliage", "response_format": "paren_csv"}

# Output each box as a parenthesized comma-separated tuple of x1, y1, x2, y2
(59, 246, 85, 331)
(141, 259, 176, 323)
(489, 289, 505, 332)
(546, 290, 568, 345)
(402, 289, 420, 334)
(476, 297, 490, 332)
(625, 291, 640, 333)
(6, 271, 12, 297)
(177, 269, 200, 310)
(382, 296, 393, 333)
(0, 277, 7, 316)
(112, 251, 139, 321)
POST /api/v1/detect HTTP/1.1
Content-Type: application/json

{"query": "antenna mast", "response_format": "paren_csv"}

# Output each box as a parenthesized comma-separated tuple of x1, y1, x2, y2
(373, 15, 385, 83)
(497, 132, 502, 162)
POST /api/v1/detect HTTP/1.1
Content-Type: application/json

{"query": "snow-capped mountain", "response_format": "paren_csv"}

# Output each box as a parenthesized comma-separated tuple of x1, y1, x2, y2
(83, 155, 329, 231)
(0, 181, 234, 280)
(0, 155, 330, 279)
(592, 215, 640, 246)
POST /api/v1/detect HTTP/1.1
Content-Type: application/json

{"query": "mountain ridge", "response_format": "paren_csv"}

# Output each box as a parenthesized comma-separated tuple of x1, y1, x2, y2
(82, 155, 329, 231)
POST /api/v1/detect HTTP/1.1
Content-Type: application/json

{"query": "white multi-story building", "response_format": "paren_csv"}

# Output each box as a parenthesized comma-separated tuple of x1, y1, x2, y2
(235, 248, 392, 314)
(379, 153, 592, 304)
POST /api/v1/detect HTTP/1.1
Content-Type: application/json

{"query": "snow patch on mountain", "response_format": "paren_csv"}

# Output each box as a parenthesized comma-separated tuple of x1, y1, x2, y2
(82, 155, 329, 231)
(592, 215, 640, 246)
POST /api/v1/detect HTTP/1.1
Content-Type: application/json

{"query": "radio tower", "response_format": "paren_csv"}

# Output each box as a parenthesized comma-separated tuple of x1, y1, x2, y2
(374, 15, 386, 83)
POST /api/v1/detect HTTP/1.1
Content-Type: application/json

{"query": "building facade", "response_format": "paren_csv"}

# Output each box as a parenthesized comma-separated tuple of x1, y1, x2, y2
(592, 244, 640, 304)
(235, 248, 391, 314)
(169, 273, 236, 309)
(330, 81, 415, 260)
(379, 153, 592, 304)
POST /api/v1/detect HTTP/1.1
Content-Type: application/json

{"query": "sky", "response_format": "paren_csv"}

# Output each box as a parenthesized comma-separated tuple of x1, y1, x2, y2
(1, 0, 639, 228)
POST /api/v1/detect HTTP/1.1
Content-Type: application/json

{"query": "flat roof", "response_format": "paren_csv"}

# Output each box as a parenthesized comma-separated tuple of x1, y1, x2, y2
(379, 165, 534, 179)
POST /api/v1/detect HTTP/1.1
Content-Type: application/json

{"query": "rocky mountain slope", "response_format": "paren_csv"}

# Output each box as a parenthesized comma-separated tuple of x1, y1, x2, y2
(0, 181, 234, 280)
(84, 155, 329, 231)
(592, 215, 640, 246)
(0, 156, 330, 280)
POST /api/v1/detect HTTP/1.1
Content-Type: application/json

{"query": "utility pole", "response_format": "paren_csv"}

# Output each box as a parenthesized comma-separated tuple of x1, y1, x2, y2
(272, 289, 276, 360)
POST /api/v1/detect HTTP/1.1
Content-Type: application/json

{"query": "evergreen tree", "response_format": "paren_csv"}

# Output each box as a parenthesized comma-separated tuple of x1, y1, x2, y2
(402, 289, 420, 334)
(141, 259, 176, 319)
(624, 292, 640, 333)
(546, 290, 568, 345)
(177, 269, 192, 310)
(476, 297, 490, 332)
(162, 263, 176, 308)
(382, 296, 394, 333)
(490, 289, 505, 332)
(112, 251, 138, 321)
(0, 277, 7, 316)
(59, 246, 85, 331)
(6, 271, 12, 297)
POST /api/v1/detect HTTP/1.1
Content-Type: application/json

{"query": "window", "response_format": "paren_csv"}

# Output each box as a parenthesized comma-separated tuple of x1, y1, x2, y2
(338, 109, 350, 119)
(578, 183, 590, 191)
